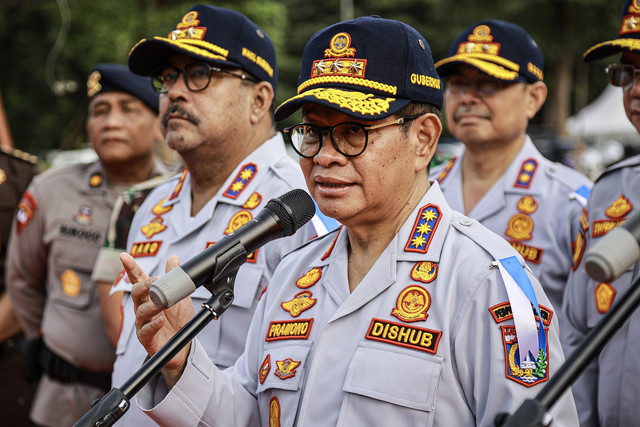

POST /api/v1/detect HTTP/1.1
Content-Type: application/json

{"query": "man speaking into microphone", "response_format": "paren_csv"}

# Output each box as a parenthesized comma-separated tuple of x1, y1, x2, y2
(562, 1, 640, 425)
(107, 5, 335, 426)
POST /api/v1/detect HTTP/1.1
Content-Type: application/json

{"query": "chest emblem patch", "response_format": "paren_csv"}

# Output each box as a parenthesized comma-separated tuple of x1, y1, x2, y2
(505, 213, 533, 241)
(224, 210, 253, 235)
(296, 267, 323, 289)
(410, 261, 438, 283)
(502, 325, 549, 387)
(595, 282, 616, 314)
(391, 285, 431, 322)
(517, 196, 538, 214)
(605, 195, 632, 218)
(61, 269, 81, 297)
(74, 205, 93, 225)
(366, 318, 441, 354)
(281, 291, 317, 317)
(141, 217, 167, 238)
(242, 192, 262, 209)
(275, 358, 301, 380)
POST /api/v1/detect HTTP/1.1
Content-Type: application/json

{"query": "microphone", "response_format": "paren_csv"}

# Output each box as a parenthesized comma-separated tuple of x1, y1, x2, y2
(584, 208, 640, 282)
(149, 189, 316, 308)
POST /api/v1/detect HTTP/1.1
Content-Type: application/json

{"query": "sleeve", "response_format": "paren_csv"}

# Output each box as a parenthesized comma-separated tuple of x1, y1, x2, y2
(561, 207, 600, 427)
(454, 267, 578, 426)
(6, 183, 48, 338)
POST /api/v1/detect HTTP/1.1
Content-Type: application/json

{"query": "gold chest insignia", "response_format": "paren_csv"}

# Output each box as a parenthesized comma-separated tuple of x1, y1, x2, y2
(605, 195, 632, 218)
(595, 282, 616, 314)
(410, 261, 438, 283)
(259, 354, 271, 384)
(151, 197, 173, 216)
(391, 285, 431, 322)
(141, 217, 167, 238)
(61, 269, 81, 297)
(275, 358, 301, 380)
(505, 213, 533, 241)
(296, 267, 322, 289)
(89, 173, 103, 188)
(242, 192, 262, 209)
(224, 210, 253, 235)
(281, 291, 317, 317)
(517, 196, 538, 214)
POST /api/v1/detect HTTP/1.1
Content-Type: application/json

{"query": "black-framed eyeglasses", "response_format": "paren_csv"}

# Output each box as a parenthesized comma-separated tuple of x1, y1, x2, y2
(444, 75, 514, 97)
(605, 63, 640, 88)
(151, 63, 258, 93)
(283, 114, 422, 158)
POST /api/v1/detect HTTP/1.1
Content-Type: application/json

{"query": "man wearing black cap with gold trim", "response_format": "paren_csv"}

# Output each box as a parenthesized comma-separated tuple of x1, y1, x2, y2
(123, 15, 578, 426)
(563, 1, 640, 425)
(6, 63, 168, 426)
(106, 4, 331, 426)
(433, 20, 593, 330)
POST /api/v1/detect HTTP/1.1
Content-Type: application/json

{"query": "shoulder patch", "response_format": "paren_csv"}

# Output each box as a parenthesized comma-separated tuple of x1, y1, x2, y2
(404, 204, 442, 254)
(514, 159, 538, 189)
(223, 163, 257, 199)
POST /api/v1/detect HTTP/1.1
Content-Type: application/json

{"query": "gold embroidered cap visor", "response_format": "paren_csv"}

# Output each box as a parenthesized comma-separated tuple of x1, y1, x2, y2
(435, 54, 524, 83)
(274, 87, 411, 122)
(584, 38, 640, 62)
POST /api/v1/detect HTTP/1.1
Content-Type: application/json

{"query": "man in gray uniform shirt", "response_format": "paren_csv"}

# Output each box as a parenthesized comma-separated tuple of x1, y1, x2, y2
(433, 20, 592, 326)
(563, 1, 640, 425)
(6, 63, 167, 427)
(123, 15, 578, 427)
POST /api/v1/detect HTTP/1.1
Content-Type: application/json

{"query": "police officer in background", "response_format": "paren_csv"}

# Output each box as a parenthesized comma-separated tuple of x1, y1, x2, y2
(432, 20, 592, 326)
(107, 4, 333, 426)
(563, 1, 640, 425)
(6, 63, 168, 427)
(0, 143, 38, 426)
(123, 15, 578, 426)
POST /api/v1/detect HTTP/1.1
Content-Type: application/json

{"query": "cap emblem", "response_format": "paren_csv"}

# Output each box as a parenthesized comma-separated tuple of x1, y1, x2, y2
(87, 71, 102, 97)
(457, 25, 501, 56)
(169, 11, 206, 41)
(311, 32, 367, 80)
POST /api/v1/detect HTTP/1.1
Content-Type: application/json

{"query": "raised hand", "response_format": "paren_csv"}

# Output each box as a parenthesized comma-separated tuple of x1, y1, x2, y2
(120, 253, 195, 389)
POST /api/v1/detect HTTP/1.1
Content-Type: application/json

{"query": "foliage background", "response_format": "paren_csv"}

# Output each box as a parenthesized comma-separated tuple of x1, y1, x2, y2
(0, 0, 623, 157)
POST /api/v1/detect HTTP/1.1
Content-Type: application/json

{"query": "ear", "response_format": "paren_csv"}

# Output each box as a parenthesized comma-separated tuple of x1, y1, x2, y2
(413, 113, 442, 172)
(249, 81, 275, 124)
(525, 81, 547, 120)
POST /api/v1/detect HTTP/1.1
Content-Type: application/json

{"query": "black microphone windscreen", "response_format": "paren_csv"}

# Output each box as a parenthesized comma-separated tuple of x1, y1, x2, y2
(266, 189, 315, 236)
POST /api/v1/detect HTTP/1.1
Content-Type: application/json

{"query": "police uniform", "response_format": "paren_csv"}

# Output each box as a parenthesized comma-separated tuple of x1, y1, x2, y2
(562, 155, 640, 426)
(0, 144, 38, 426)
(6, 62, 166, 426)
(433, 137, 592, 319)
(111, 134, 335, 426)
(136, 182, 578, 426)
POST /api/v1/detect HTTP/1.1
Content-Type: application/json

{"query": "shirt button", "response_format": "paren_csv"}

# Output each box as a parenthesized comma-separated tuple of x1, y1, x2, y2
(459, 218, 472, 226)
(275, 160, 287, 168)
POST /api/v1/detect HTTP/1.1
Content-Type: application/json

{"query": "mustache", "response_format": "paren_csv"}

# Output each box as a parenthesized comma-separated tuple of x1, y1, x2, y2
(161, 104, 200, 128)
(452, 105, 491, 122)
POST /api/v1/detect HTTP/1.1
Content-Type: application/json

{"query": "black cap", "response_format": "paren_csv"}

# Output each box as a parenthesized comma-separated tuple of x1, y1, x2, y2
(274, 16, 442, 122)
(128, 4, 277, 93)
(87, 63, 159, 113)
(583, 0, 640, 62)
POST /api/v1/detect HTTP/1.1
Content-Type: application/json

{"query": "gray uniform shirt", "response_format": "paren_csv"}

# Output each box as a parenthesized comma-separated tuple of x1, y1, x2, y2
(562, 154, 640, 427)
(137, 182, 579, 427)
(433, 136, 592, 326)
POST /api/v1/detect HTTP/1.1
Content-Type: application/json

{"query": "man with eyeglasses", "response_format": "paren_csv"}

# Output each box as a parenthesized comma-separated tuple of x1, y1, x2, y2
(562, 1, 640, 425)
(121, 16, 578, 426)
(433, 20, 592, 329)
(105, 4, 334, 426)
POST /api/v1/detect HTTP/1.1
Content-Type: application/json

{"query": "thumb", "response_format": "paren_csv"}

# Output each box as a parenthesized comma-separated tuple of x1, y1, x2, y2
(165, 254, 181, 273)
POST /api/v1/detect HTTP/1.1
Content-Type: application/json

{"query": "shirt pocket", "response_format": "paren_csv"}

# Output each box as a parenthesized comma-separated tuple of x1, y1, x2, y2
(49, 239, 98, 310)
(256, 343, 312, 427)
(338, 341, 443, 427)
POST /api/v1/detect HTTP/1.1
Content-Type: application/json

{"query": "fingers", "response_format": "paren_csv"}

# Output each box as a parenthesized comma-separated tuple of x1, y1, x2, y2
(120, 253, 150, 284)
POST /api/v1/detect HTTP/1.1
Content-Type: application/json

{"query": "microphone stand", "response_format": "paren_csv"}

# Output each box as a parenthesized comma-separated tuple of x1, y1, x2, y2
(74, 244, 250, 427)
(495, 272, 640, 427)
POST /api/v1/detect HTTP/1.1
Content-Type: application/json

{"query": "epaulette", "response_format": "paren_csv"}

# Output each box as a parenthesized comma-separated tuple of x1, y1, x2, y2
(595, 154, 640, 183)
(0, 144, 38, 164)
